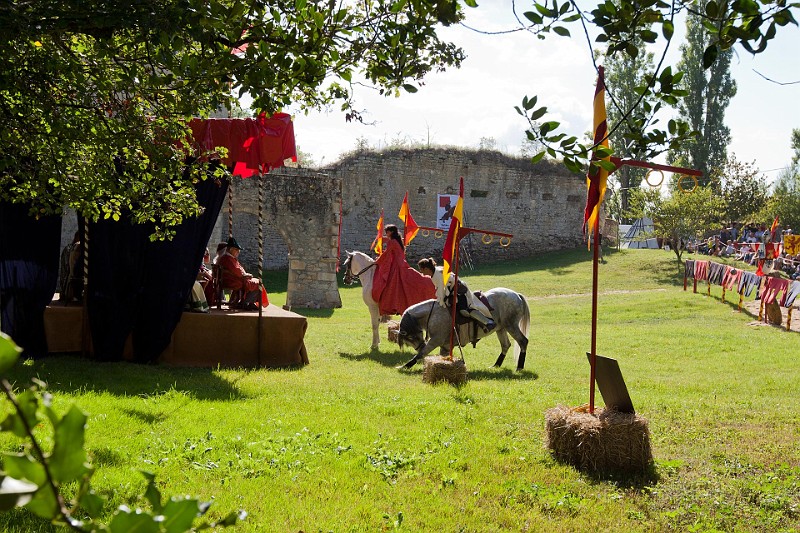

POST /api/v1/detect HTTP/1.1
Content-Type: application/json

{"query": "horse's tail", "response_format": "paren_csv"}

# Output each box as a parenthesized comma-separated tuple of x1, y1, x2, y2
(514, 293, 530, 359)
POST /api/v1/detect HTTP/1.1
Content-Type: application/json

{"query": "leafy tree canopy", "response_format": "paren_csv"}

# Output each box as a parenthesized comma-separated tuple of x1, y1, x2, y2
(516, 0, 797, 175)
(0, 0, 470, 237)
(626, 185, 725, 262)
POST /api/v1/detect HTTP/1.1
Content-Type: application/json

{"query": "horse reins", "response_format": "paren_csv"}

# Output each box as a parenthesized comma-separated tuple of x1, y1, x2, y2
(344, 261, 376, 285)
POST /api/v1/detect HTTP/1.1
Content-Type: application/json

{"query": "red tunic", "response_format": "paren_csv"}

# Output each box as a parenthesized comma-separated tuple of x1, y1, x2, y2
(371, 239, 436, 315)
(218, 254, 260, 293)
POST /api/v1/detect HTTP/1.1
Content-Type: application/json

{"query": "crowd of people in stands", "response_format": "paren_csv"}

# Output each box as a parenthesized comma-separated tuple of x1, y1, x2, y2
(684, 222, 800, 280)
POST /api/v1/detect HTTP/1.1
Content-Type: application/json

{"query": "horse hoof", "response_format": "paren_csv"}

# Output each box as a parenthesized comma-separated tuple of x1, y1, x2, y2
(492, 363, 502, 368)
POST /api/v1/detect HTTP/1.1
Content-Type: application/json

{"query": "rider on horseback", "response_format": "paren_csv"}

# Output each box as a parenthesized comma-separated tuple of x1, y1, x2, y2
(417, 257, 496, 332)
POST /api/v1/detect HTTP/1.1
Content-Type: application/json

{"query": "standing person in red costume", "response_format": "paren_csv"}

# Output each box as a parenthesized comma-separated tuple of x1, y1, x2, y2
(218, 237, 262, 310)
(371, 224, 435, 315)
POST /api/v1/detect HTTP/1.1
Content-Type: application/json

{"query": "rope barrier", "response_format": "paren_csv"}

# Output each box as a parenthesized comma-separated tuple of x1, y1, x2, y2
(227, 178, 234, 238)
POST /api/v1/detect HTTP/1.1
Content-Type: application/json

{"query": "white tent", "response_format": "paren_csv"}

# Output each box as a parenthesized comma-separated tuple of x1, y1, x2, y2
(621, 217, 660, 249)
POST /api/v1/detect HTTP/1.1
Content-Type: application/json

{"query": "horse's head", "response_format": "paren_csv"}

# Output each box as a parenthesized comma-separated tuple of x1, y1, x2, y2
(342, 251, 375, 286)
(397, 311, 426, 352)
(342, 252, 357, 285)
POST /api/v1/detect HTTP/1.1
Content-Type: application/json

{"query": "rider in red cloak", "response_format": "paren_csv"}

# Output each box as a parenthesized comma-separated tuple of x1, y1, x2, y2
(371, 224, 435, 315)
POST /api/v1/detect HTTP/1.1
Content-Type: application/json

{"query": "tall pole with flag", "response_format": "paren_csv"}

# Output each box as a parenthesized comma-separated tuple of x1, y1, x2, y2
(371, 210, 385, 256)
(584, 66, 611, 414)
(398, 192, 420, 246)
(442, 177, 464, 357)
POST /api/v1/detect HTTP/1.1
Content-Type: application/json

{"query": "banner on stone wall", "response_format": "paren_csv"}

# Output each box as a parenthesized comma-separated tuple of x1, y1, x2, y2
(437, 194, 459, 230)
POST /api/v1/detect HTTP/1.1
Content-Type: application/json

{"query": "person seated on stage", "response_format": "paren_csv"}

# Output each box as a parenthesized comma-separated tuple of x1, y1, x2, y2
(371, 224, 435, 316)
(197, 248, 215, 304)
(217, 237, 262, 310)
(58, 231, 83, 302)
(213, 241, 228, 264)
(417, 257, 496, 332)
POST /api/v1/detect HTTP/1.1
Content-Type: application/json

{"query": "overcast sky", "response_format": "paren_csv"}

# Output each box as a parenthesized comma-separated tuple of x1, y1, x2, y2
(283, 4, 800, 183)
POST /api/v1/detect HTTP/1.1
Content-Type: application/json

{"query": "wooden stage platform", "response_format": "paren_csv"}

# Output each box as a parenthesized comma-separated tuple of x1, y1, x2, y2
(43, 304, 309, 368)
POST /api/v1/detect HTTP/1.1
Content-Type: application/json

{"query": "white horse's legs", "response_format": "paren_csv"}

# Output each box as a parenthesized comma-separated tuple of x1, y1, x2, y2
(368, 302, 381, 349)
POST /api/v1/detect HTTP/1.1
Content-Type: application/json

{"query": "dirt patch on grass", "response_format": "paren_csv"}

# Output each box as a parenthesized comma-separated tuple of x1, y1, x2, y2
(742, 300, 800, 333)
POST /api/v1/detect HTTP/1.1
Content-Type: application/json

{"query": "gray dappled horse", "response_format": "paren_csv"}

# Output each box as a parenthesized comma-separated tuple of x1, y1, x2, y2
(397, 288, 530, 371)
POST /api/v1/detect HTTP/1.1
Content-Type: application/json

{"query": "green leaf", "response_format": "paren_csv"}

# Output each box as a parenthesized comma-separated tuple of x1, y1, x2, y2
(0, 476, 38, 511)
(25, 485, 60, 519)
(702, 45, 718, 69)
(661, 20, 674, 40)
(530, 107, 547, 120)
(401, 84, 417, 93)
(78, 489, 105, 519)
(523, 11, 543, 24)
(1, 391, 40, 438)
(597, 160, 618, 172)
(0, 333, 22, 375)
(530, 151, 546, 164)
(109, 507, 161, 533)
(540, 121, 560, 135)
(161, 498, 202, 533)
(49, 405, 89, 484)
(552, 26, 570, 37)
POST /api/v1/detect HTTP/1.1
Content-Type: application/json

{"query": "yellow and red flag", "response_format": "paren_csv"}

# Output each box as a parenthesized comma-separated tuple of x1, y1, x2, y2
(371, 210, 385, 256)
(442, 178, 464, 280)
(398, 192, 420, 246)
(770, 215, 780, 240)
(584, 66, 611, 238)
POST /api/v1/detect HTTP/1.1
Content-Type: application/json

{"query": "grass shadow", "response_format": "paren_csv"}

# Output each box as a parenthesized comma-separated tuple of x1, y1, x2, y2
(338, 348, 411, 368)
(288, 307, 335, 318)
(8, 355, 250, 401)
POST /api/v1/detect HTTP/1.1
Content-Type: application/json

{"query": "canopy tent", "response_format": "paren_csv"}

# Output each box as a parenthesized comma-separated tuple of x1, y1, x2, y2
(620, 217, 659, 249)
(1, 115, 297, 362)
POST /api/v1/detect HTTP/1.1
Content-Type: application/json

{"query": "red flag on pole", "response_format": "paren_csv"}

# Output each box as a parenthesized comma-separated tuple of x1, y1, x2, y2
(442, 178, 464, 281)
(398, 192, 420, 246)
(371, 210, 385, 256)
(584, 66, 611, 238)
(770, 215, 780, 241)
(260, 286, 269, 307)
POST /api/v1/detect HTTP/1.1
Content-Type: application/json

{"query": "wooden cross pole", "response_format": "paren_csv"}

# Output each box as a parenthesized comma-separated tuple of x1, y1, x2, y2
(444, 226, 513, 358)
(586, 157, 702, 413)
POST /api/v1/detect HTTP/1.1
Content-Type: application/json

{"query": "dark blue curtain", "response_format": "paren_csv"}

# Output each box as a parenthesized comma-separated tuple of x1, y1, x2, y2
(0, 202, 62, 357)
(88, 177, 229, 363)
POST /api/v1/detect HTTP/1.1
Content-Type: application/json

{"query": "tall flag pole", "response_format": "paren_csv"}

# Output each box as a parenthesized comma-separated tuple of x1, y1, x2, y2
(398, 192, 420, 246)
(584, 66, 610, 415)
(371, 210, 385, 256)
(442, 178, 464, 281)
(442, 177, 464, 357)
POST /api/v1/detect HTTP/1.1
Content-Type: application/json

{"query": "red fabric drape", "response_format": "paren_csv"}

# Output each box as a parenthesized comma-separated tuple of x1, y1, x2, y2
(188, 113, 297, 177)
(371, 239, 435, 315)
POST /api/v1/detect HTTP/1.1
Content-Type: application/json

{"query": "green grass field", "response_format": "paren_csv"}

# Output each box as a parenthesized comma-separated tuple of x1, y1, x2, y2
(2, 248, 799, 532)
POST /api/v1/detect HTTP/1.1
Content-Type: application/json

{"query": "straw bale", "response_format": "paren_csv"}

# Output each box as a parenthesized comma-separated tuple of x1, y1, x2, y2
(422, 356, 467, 386)
(544, 405, 652, 475)
(386, 320, 400, 344)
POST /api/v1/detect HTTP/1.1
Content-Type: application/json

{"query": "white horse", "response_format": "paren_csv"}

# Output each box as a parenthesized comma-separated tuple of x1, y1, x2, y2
(342, 251, 382, 349)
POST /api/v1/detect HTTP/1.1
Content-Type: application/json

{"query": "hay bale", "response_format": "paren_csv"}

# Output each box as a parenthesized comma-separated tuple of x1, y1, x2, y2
(544, 405, 652, 475)
(386, 320, 400, 344)
(422, 356, 467, 386)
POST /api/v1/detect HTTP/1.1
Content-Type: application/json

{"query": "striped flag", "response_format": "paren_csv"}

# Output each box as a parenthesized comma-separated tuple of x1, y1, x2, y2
(398, 192, 420, 246)
(584, 66, 611, 237)
(770, 215, 780, 241)
(371, 210, 385, 256)
(442, 177, 464, 280)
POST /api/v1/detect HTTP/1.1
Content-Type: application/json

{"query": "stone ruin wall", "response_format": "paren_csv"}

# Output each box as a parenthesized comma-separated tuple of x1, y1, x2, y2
(331, 148, 586, 267)
(60, 148, 586, 308)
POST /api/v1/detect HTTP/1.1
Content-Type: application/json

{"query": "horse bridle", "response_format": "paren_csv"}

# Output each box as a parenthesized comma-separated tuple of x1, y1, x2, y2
(343, 257, 376, 285)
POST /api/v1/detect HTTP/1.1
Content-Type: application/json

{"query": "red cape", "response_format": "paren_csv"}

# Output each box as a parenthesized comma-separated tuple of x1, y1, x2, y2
(371, 239, 435, 315)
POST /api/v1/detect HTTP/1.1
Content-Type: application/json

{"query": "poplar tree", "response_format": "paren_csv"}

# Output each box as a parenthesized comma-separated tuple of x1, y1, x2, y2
(603, 40, 655, 220)
(668, 0, 738, 187)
